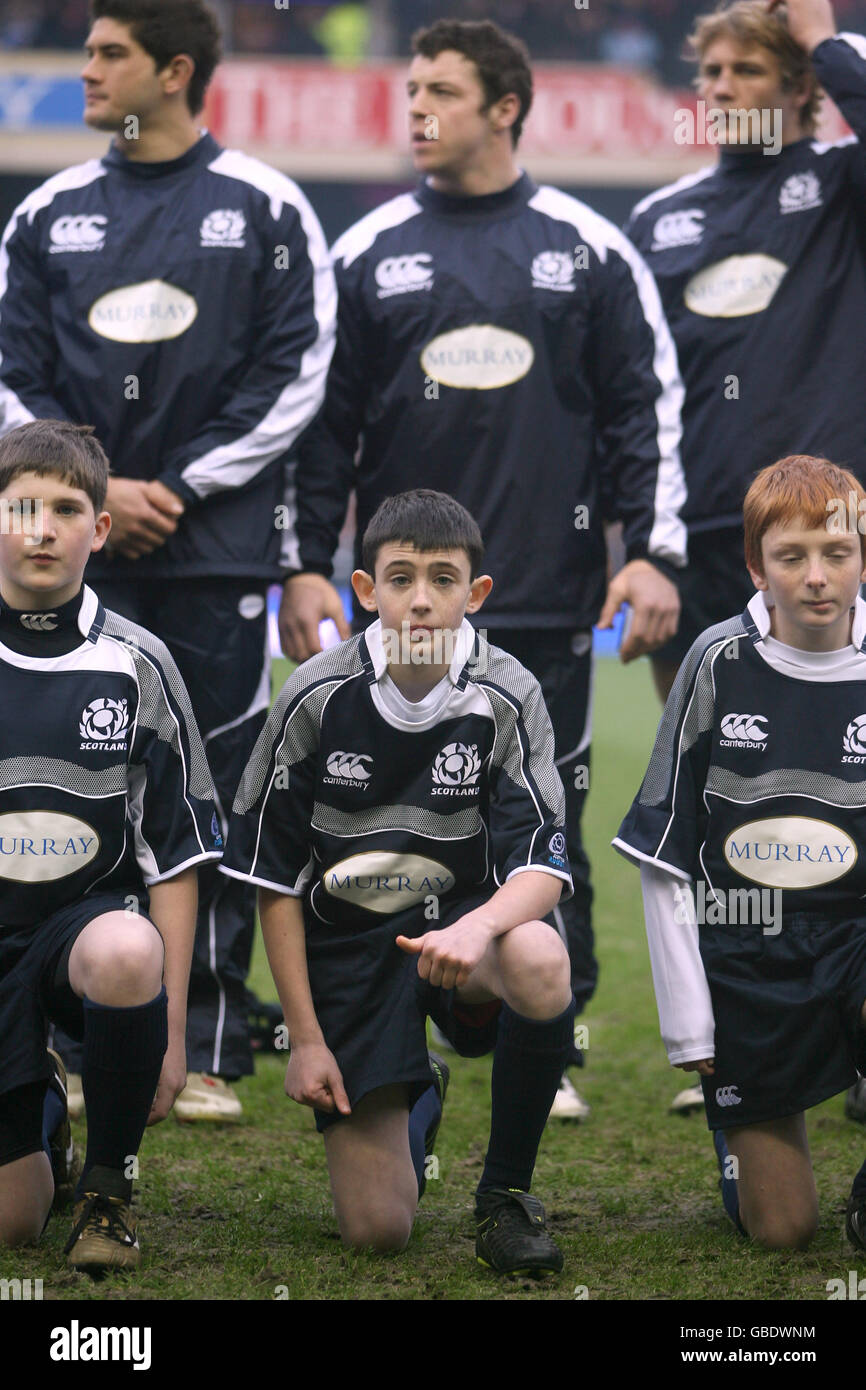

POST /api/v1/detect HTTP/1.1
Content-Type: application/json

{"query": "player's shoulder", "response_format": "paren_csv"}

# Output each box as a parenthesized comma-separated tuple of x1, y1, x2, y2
(528, 182, 650, 267)
(471, 637, 544, 709)
(98, 607, 178, 675)
(679, 613, 752, 686)
(205, 145, 317, 220)
(272, 635, 368, 714)
(6, 159, 107, 231)
(330, 192, 425, 269)
(627, 165, 717, 228)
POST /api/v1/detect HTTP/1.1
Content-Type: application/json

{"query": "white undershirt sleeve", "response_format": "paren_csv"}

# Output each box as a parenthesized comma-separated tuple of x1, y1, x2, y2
(640, 862, 716, 1066)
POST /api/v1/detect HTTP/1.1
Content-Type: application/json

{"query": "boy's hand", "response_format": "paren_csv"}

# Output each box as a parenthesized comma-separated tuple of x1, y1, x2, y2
(675, 1058, 715, 1076)
(147, 1038, 188, 1125)
(396, 913, 495, 990)
(285, 1042, 351, 1115)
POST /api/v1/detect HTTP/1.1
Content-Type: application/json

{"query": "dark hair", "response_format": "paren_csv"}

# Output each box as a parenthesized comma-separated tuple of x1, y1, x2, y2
(362, 489, 484, 578)
(0, 421, 110, 513)
(89, 0, 222, 115)
(411, 19, 533, 147)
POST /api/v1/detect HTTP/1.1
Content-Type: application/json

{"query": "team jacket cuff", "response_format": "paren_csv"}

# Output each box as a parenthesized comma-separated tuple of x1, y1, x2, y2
(611, 836, 693, 882)
(218, 863, 303, 895)
(144, 850, 223, 885)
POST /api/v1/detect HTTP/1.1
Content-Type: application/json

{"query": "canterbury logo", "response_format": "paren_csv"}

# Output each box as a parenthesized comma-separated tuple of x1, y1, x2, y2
(720, 714, 768, 742)
(20, 612, 58, 630)
(325, 751, 373, 781)
(49, 214, 107, 253)
(715, 1085, 742, 1107)
(374, 253, 434, 298)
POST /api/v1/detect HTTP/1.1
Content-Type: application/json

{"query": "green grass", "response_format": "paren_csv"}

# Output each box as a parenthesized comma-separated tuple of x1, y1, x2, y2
(1, 656, 862, 1301)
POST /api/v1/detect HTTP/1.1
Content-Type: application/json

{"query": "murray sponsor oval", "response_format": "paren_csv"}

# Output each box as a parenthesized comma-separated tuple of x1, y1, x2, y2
(88, 280, 198, 343)
(323, 851, 456, 913)
(0, 811, 101, 882)
(684, 254, 787, 318)
(723, 816, 857, 889)
(420, 325, 534, 390)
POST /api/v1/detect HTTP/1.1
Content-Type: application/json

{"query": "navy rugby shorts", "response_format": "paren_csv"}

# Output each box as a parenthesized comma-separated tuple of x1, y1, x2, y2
(700, 911, 866, 1130)
(304, 893, 502, 1133)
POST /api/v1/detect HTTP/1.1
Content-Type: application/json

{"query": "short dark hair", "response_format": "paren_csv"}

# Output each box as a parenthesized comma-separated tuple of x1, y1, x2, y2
(411, 19, 533, 147)
(0, 421, 110, 514)
(362, 489, 484, 579)
(89, 0, 222, 115)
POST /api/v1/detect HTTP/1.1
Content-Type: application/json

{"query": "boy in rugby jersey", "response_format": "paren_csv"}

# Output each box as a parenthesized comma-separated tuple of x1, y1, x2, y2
(0, 420, 220, 1273)
(222, 490, 575, 1274)
(615, 455, 866, 1249)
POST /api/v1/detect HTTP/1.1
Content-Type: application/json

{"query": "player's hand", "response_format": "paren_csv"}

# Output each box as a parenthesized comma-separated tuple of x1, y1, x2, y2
(597, 558, 680, 663)
(147, 1038, 187, 1125)
(104, 477, 184, 559)
(675, 1058, 715, 1076)
(396, 914, 495, 990)
(278, 573, 351, 663)
(767, 0, 835, 53)
(285, 1042, 351, 1114)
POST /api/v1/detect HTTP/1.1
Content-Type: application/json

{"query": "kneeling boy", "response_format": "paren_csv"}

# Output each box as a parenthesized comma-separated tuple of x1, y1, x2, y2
(615, 454, 866, 1250)
(0, 421, 221, 1271)
(222, 490, 575, 1273)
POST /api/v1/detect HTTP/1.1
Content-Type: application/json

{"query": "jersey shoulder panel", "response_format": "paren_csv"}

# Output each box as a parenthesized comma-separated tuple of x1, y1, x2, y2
(530, 182, 654, 266)
(206, 147, 319, 220)
(331, 193, 424, 269)
(13, 159, 107, 228)
(627, 165, 717, 225)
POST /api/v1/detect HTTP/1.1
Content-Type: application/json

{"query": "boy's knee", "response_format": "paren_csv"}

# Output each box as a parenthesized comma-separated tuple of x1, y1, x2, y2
(497, 923, 571, 1015)
(744, 1207, 818, 1251)
(74, 916, 164, 1002)
(0, 1210, 46, 1247)
(340, 1208, 414, 1253)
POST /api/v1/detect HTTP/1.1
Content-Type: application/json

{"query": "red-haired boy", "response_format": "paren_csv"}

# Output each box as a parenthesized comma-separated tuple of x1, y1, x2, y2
(615, 455, 866, 1249)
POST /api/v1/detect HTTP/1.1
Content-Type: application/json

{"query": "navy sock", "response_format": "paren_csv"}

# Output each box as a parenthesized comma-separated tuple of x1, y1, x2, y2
(713, 1129, 748, 1237)
(477, 997, 575, 1197)
(408, 1083, 442, 1192)
(41, 1085, 65, 1163)
(852, 1157, 866, 1201)
(77, 988, 168, 1202)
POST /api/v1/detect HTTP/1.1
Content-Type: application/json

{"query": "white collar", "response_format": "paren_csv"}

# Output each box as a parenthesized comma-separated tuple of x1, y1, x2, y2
(746, 589, 866, 652)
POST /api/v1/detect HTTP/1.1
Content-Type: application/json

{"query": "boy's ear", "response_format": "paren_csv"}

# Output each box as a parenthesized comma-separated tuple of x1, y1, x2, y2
(91, 510, 111, 554)
(351, 568, 378, 613)
(465, 574, 493, 613)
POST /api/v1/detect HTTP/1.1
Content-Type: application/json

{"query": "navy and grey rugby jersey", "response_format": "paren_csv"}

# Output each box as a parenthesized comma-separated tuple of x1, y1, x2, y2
(295, 173, 686, 630)
(221, 619, 572, 924)
(614, 591, 866, 915)
(626, 33, 866, 534)
(0, 132, 336, 580)
(0, 585, 220, 932)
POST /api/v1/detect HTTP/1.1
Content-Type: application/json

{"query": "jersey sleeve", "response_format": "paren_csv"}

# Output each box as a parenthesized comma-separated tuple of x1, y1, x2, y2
(125, 640, 222, 884)
(588, 232, 688, 571)
(640, 862, 716, 1065)
(812, 33, 866, 189)
(613, 632, 727, 878)
(220, 669, 322, 894)
(294, 252, 369, 578)
(155, 181, 337, 507)
(483, 668, 573, 897)
(0, 199, 69, 430)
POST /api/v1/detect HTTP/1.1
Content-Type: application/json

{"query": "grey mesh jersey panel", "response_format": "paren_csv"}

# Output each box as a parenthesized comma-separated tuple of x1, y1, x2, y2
(222, 632, 572, 912)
